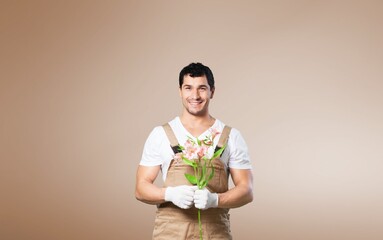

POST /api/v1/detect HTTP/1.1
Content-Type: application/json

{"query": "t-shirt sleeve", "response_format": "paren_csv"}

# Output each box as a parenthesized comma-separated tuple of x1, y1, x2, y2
(227, 128, 252, 169)
(139, 126, 166, 166)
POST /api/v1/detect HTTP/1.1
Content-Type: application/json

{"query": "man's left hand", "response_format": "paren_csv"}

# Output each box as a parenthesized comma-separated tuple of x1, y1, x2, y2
(194, 188, 218, 210)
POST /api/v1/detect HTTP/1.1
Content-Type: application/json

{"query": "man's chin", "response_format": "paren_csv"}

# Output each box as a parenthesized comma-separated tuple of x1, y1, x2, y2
(187, 109, 206, 117)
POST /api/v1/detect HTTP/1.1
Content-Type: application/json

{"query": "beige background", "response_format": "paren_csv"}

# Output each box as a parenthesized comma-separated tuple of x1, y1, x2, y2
(1, 0, 383, 239)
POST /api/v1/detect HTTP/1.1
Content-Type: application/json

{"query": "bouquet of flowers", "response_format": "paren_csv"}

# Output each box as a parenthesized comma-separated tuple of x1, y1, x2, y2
(176, 128, 226, 240)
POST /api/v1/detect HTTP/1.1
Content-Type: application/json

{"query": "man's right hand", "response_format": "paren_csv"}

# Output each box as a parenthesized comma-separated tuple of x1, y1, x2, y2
(164, 185, 198, 209)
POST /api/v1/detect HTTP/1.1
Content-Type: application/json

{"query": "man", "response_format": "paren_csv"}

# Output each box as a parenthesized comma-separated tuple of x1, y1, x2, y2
(135, 62, 253, 239)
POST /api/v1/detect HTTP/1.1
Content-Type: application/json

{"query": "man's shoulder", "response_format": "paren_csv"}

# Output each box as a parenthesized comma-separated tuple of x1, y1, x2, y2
(167, 117, 183, 134)
(167, 116, 180, 127)
(214, 119, 240, 135)
(217, 123, 245, 142)
(146, 125, 167, 141)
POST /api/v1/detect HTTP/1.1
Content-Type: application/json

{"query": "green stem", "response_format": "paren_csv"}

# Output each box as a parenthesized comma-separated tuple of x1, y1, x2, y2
(194, 166, 197, 183)
(198, 209, 202, 240)
(197, 166, 202, 240)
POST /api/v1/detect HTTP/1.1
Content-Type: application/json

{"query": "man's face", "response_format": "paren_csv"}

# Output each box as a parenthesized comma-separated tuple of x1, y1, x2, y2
(179, 74, 214, 117)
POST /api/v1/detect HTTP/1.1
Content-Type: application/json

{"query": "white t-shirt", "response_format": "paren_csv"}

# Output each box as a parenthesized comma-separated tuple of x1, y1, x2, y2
(140, 117, 252, 181)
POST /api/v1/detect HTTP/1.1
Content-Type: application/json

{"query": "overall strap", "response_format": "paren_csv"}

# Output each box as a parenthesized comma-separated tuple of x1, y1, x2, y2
(162, 123, 181, 154)
(215, 125, 232, 155)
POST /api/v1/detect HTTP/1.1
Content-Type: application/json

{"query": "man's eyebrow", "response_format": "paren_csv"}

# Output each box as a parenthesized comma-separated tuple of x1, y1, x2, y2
(182, 84, 209, 88)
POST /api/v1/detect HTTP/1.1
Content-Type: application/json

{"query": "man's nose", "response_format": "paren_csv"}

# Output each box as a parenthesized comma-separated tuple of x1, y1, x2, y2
(191, 89, 200, 98)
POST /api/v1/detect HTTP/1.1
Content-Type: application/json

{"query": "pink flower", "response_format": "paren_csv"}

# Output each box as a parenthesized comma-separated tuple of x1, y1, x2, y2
(203, 138, 213, 146)
(197, 145, 208, 158)
(185, 145, 197, 159)
(210, 128, 220, 139)
(185, 139, 193, 148)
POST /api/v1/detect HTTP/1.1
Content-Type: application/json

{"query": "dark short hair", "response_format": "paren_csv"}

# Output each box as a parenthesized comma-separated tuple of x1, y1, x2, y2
(179, 63, 215, 89)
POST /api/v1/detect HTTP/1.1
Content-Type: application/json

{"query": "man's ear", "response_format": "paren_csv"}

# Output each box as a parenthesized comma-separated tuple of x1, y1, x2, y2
(179, 87, 182, 97)
(210, 87, 215, 99)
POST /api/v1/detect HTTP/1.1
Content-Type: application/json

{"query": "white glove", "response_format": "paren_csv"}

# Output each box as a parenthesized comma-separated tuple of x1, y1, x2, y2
(164, 185, 198, 209)
(194, 188, 218, 210)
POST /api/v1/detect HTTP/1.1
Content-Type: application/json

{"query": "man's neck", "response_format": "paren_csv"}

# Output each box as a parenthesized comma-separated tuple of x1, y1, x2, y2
(179, 112, 215, 137)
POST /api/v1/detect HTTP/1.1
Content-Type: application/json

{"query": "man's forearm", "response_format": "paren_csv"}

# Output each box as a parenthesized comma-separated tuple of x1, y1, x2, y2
(217, 184, 253, 208)
(135, 180, 166, 205)
(217, 168, 253, 208)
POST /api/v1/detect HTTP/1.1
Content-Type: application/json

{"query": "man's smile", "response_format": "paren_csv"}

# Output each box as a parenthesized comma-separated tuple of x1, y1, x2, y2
(188, 100, 203, 107)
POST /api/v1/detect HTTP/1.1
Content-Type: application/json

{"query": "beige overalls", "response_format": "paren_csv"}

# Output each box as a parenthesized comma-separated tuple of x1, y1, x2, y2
(153, 123, 233, 240)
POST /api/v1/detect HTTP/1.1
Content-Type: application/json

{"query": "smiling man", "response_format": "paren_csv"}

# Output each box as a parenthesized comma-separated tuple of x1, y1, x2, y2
(135, 62, 253, 239)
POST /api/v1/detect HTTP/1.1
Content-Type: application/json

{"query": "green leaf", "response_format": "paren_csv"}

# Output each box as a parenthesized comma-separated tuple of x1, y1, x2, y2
(177, 145, 185, 151)
(181, 155, 197, 168)
(200, 164, 206, 182)
(200, 179, 207, 188)
(212, 144, 226, 159)
(187, 135, 196, 144)
(184, 173, 197, 185)
(208, 165, 215, 181)
(196, 138, 201, 146)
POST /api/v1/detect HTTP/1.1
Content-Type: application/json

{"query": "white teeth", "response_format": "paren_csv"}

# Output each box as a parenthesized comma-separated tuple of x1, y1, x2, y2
(189, 102, 201, 107)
